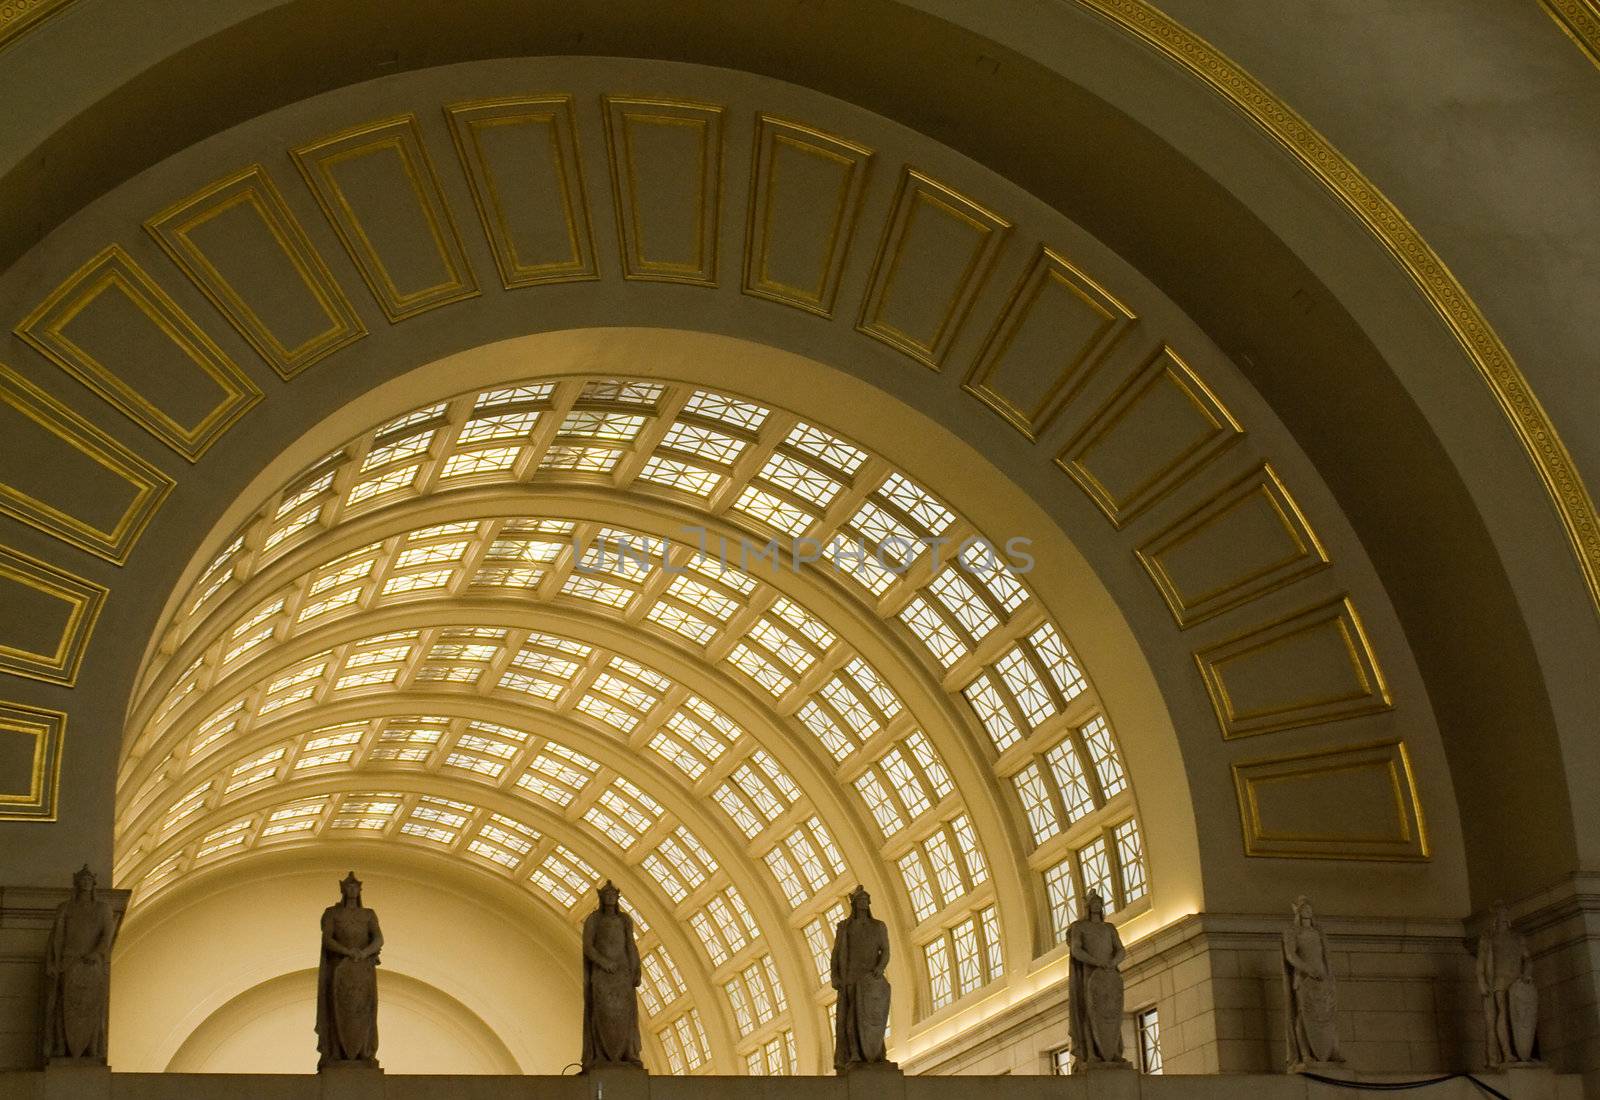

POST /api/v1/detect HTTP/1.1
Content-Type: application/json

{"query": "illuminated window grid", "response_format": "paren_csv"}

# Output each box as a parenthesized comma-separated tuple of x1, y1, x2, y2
(1041, 819, 1149, 941)
(658, 1009, 712, 1073)
(648, 695, 742, 780)
(848, 732, 953, 838)
(742, 1028, 797, 1075)
(261, 465, 337, 556)
(258, 655, 330, 716)
(796, 659, 905, 763)
(581, 776, 665, 850)
(414, 627, 507, 687)
(712, 752, 801, 840)
(639, 945, 689, 1018)
(367, 715, 450, 765)
(922, 904, 1003, 1010)
(329, 791, 405, 832)
(529, 843, 600, 909)
(894, 816, 989, 923)
(723, 954, 786, 1037)
(223, 745, 286, 795)
(444, 720, 530, 781)
(1007, 731, 1105, 848)
(497, 634, 591, 701)
(399, 795, 479, 846)
(295, 543, 382, 625)
(259, 797, 331, 840)
(1137, 1007, 1163, 1074)
(467, 813, 541, 871)
(516, 741, 599, 807)
(469, 517, 572, 590)
(641, 826, 718, 904)
(636, 418, 752, 498)
(195, 818, 254, 860)
(688, 886, 762, 967)
(188, 534, 246, 617)
(762, 818, 846, 909)
(330, 631, 421, 695)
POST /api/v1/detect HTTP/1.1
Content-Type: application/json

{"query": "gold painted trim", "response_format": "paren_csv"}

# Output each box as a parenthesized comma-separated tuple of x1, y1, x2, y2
(0, 362, 175, 564)
(1136, 462, 1329, 628)
(1232, 737, 1428, 861)
(601, 96, 725, 286)
(1055, 343, 1244, 527)
(1541, 0, 1600, 70)
(0, 0, 70, 51)
(1078, 0, 1600, 621)
(742, 115, 875, 318)
(857, 167, 1012, 370)
(0, 700, 65, 820)
(1195, 594, 1392, 739)
(16, 245, 264, 461)
(0, 543, 106, 685)
(963, 245, 1137, 440)
(291, 115, 480, 323)
(146, 165, 367, 380)
(444, 96, 600, 289)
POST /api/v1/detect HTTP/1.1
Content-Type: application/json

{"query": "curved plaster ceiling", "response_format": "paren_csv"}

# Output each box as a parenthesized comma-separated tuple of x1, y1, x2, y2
(116, 374, 1147, 1074)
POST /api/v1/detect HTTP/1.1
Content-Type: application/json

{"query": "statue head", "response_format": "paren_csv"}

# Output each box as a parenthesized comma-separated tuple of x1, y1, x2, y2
(71, 864, 95, 896)
(849, 885, 872, 917)
(1491, 899, 1512, 932)
(339, 871, 362, 904)
(598, 880, 620, 912)
(1292, 895, 1315, 924)
(1084, 890, 1105, 920)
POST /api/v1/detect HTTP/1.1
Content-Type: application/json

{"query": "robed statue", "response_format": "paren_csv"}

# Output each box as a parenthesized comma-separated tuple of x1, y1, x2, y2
(831, 885, 894, 1072)
(316, 871, 383, 1068)
(582, 880, 643, 1070)
(1477, 901, 1539, 1065)
(1068, 890, 1127, 1066)
(42, 865, 117, 1063)
(1282, 895, 1343, 1068)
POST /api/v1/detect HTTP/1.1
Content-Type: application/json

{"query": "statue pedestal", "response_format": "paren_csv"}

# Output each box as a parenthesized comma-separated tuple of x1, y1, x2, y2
(1072, 1059, 1137, 1099)
(1493, 1062, 1558, 1100)
(42, 1059, 109, 1099)
(842, 1061, 904, 1100)
(317, 1060, 383, 1100)
(584, 1061, 648, 1100)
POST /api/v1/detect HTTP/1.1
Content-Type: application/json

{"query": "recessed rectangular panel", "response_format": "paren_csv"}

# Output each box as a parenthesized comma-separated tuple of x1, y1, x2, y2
(1056, 345, 1243, 527)
(858, 169, 1010, 369)
(1196, 596, 1391, 738)
(0, 363, 175, 564)
(0, 0, 71, 50)
(964, 246, 1136, 439)
(603, 97, 724, 284)
(16, 246, 264, 461)
(744, 116, 873, 316)
(446, 96, 599, 288)
(1234, 738, 1427, 860)
(292, 115, 479, 321)
(146, 165, 366, 379)
(0, 701, 65, 820)
(1137, 464, 1329, 627)
(0, 545, 106, 685)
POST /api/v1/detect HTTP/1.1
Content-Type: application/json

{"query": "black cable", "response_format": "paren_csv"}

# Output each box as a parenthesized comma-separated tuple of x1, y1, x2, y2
(1299, 1071, 1510, 1099)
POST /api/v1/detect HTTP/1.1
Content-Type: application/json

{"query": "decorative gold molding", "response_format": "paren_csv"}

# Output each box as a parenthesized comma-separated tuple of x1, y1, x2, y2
(743, 116, 874, 317)
(0, 700, 65, 820)
(963, 245, 1136, 440)
(1541, 0, 1600, 71)
(858, 168, 1011, 370)
(0, 362, 175, 564)
(1136, 462, 1329, 627)
(292, 115, 479, 323)
(0, 0, 70, 52)
(1233, 737, 1428, 860)
(1195, 595, 1392, 738)
(1079, 0, 1600, 620)
(146, 165, 367, 380)
(602, 96, 725, 286)
(0, 543, 106, 685)
(444, 96, 600, 289)
(16, 245, 264, 461)
(1056, 343, 1244, 527)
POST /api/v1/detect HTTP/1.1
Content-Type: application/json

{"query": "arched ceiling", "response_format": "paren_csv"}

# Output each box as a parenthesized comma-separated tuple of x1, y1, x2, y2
(115, 373, 1148, 1074)
(0, 0, 1595, 1080)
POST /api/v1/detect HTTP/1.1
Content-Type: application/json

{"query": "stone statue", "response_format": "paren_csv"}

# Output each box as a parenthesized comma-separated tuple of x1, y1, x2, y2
(1477, 901, 1539, 1065)
(316, 871, 383, 1069)
(1282, 895, 1343, 1069)
(831, 885, 894, 1072)
(1068, 890, 1127, 1066)
(42, 865, 116, 1063)
(581, 880, 643, 1070)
